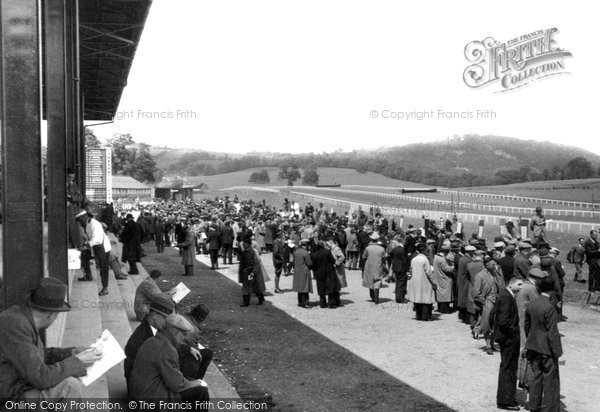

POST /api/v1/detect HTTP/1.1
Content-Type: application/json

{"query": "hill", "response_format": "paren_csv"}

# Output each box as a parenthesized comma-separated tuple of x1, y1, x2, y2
(148, 135, 600, 188)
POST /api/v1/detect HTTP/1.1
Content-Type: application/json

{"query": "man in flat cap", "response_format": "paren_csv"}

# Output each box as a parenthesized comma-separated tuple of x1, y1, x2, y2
(130, 314, 209, 404)
(514, 242, 533, 280)
(125, 294, 212, 396)
(0, 278, 102, 406)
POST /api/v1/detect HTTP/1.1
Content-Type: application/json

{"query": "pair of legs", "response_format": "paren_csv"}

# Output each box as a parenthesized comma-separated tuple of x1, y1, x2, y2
(347, 251, 358, 270)
(241, 280, 265, 306)
(394, 271, 407, 303)
(209, 249, 219, 269)
(222, 244, 233, 265)
(297, 292, 310, 308)
(496, 337, 520, 408)
(318, 293, 340, 308)
(414, 303, 433, 321)
(369, 288, 380, 304)
(273, 261, 284, 293)
(526, 351, 560, 412)
(92, 245, 110, 296)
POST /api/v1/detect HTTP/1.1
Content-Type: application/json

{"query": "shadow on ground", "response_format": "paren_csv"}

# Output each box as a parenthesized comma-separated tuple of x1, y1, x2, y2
(145, 247, 453, 412)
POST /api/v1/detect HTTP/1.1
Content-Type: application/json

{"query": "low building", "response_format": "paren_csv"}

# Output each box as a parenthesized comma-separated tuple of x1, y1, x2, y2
(112, 175, 153, 200)
(155, 176, 208, 201)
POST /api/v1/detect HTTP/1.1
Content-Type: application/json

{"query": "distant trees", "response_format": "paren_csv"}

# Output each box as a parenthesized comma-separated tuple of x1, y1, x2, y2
(563, 157, 595, 179)
(279, 165, 301, 186)
(108, 133, 158, 183)
(248, 170, 270, 183)
(302, 168, 319, 185)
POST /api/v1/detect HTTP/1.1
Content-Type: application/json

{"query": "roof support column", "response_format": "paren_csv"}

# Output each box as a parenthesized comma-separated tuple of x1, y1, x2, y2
(44, 0, 72, 285)
(1, 0, 45, 308)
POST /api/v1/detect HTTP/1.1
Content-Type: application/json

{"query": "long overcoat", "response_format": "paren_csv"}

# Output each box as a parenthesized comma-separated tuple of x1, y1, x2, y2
(310, 247, 340, 295)
(432, 253, 454, 303)
(293, 247, 313, 293)
(362, 243, 386, 289)
(179, 230, 197, 266)
(407, 253, 435, 304)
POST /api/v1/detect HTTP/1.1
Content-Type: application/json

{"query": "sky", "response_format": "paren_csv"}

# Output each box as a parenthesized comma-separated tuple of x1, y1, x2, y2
(89, 0, 600, 155)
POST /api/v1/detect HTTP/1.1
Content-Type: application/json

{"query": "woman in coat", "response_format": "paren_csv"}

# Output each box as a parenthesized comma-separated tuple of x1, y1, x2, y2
(407, 243, 437, 321)
(362, 232, 387, 304)
(177, 222, 197, 276)
(293, 239, 313, 308)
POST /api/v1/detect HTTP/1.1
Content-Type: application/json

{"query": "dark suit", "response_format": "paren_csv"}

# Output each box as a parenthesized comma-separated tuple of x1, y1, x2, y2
(584, 237, 600, 291)
(121, 219, 142, 274)
(493, 288, 520, 407)
(206, 228, 222, 269)
(525, 295, 562, 412)
(389, 245, 408, 302)
(498, 254, 515, 283)
(310, 247, 340, 307)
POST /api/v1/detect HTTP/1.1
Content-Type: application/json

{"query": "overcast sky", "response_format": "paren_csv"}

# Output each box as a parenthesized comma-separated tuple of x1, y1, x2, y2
(89, 0, 600, 155)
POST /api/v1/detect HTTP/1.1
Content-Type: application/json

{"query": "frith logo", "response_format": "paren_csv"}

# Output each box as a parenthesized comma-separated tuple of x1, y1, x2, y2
(463, 28, 572, 92)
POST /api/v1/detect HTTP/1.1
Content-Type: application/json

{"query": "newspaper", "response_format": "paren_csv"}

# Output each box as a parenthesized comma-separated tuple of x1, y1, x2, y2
(172, 282, 191, 303)
(81, 329, 126, 386)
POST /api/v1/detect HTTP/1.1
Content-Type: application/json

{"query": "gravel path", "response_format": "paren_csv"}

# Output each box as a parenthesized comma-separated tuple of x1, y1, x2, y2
(197, 253, 600, 412)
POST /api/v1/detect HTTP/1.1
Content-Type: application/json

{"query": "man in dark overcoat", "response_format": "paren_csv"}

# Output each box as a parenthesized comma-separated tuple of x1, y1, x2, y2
(524, 277, 563, 412)
(310, 241, 340, 309)
(493, 276, 523, 410)
(238, 238, 266, 306)
(177, 221, 197, 276)
(121, 213, 142, 274)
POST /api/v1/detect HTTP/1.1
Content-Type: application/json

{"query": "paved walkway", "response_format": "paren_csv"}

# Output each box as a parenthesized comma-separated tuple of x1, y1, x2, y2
(197, 253, 600, 412)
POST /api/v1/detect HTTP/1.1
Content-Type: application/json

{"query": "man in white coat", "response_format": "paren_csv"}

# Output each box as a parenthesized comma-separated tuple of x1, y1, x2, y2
(408, 243, 437, 321)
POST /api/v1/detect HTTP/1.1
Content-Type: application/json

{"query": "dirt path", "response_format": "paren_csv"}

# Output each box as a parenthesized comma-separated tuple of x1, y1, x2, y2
(197, 253, 600, 412)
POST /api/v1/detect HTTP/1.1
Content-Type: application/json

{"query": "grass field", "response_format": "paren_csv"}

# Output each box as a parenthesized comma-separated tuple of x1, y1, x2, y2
(294, 186, 599, 212)
(463, 178, 600, 203)
(181, 167, 428, 191)
(183, 167, 600, 205)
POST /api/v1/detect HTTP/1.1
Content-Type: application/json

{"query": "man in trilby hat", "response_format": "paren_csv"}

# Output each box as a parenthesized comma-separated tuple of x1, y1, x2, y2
(0, 278, 102, 406)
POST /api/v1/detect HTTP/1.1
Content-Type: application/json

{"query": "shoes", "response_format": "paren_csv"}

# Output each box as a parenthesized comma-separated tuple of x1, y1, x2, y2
(78, 276, 92, 281)
(274, 288, 284, 294)
(485, 346, 494, 355)
(496, 404, 519, 411)
(98, 287, 108, 296)
(115, 275, 128, 280)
